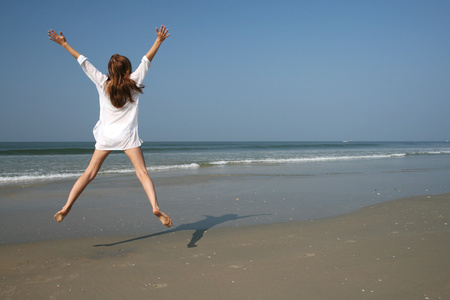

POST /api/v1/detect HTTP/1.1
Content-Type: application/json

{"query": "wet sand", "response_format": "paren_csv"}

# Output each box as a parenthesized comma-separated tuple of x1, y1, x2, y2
(1, 193, 449, 299)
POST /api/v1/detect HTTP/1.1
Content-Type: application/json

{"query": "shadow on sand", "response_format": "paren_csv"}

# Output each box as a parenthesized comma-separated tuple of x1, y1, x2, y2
(93, 213, 268, 248)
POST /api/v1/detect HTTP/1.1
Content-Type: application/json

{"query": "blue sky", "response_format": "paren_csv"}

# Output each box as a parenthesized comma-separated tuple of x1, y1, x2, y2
(1, 0, 449, 142)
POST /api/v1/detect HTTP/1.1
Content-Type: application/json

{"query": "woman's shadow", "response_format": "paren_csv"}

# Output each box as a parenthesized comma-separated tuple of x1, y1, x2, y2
(93, 213, 267, 248)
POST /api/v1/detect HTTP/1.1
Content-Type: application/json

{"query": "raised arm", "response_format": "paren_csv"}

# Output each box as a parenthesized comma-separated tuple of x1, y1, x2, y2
(48, 29, 81, 59)
(145, 25, 171, 62)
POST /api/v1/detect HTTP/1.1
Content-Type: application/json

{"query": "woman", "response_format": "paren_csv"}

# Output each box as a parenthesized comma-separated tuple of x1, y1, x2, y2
(48, 26, 172, 227)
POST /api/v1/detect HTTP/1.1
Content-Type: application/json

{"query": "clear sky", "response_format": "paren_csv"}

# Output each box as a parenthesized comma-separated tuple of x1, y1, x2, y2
(1, 0, 449, 142)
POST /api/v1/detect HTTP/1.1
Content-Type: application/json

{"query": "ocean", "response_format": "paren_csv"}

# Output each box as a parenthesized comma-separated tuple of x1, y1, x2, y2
(1, 141, 450, 244)
(1, 141, 450, 186)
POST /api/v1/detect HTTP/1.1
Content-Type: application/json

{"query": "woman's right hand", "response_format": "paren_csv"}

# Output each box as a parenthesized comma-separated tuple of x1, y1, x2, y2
(48, 29, 81, 59)
(48, 29, 67, 46)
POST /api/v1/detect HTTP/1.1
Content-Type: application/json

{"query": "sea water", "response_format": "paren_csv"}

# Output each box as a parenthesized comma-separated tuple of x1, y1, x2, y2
(1, 141, 450, 244)
(1, 141, 450, 185)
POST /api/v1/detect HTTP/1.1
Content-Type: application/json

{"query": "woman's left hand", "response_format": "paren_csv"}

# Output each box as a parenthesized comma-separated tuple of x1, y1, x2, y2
(156, 25, 170, 42)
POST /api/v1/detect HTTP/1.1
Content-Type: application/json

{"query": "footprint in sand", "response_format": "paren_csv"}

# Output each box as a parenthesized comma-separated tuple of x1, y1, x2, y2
(227, 265, 244, 269)
(279, 235, 295, 239)
(147, 283, 168, 289)
(293, 253, 316, 259)
(25, 275, 62, 284)
(67, 273, 79, 281)
(303, 253, 316, 258)
(192, 253, 205, 258)
(234, 243, 252, 247)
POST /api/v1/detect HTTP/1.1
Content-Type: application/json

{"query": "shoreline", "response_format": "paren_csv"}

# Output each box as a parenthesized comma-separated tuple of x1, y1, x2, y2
(2, 157, 450, 246)
(1, 193, 449, 299)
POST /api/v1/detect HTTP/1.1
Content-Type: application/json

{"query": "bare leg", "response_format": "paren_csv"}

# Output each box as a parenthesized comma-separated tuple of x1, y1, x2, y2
(54, 149, 111, 222)
(124, 147, 172, 227)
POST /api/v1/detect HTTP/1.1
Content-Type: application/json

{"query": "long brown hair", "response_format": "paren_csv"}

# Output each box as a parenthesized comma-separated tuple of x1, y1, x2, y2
(105, 54, 144, 108)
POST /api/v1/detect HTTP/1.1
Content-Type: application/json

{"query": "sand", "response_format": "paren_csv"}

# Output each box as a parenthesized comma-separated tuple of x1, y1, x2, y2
(1, 193, 449, 299)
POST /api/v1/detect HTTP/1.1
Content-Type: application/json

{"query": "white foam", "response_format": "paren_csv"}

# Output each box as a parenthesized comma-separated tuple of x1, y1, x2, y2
(209, 154, 407, 166)
(0, 172, 83, 184)
(0, 163, 201, 184)
(102, 169, 135, 174)
(210, 161, 229, 165)
(426, 151, 450, 155)
(100, 163, 201, 173)
(149, 163, 200, 171)
(389, 153, 407, 158)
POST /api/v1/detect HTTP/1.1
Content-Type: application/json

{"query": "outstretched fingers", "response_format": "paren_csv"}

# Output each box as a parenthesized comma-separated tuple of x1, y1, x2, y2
(48, 29, 66, 45)
(156, 25, 170, 41)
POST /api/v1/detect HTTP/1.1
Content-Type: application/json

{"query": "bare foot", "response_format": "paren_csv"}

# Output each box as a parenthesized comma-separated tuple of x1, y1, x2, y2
(54, 208, 69, 222)
(153, 210, 172, 227)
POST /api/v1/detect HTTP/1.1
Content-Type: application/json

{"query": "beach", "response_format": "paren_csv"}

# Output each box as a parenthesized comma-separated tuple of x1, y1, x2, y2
(1, 193, 449, 299)
(3, 0, 450, 296)
(1, 141, 450, 298)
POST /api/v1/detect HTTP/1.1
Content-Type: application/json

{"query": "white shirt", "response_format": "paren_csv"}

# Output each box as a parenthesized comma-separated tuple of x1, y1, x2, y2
(77, 55, 151, 150)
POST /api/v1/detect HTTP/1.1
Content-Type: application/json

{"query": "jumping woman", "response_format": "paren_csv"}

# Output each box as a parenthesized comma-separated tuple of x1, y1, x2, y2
(48, 25, 172, 227)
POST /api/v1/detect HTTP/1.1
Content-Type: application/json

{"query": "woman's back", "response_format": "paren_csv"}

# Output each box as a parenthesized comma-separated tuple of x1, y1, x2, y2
(78, 55, 152, 150)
